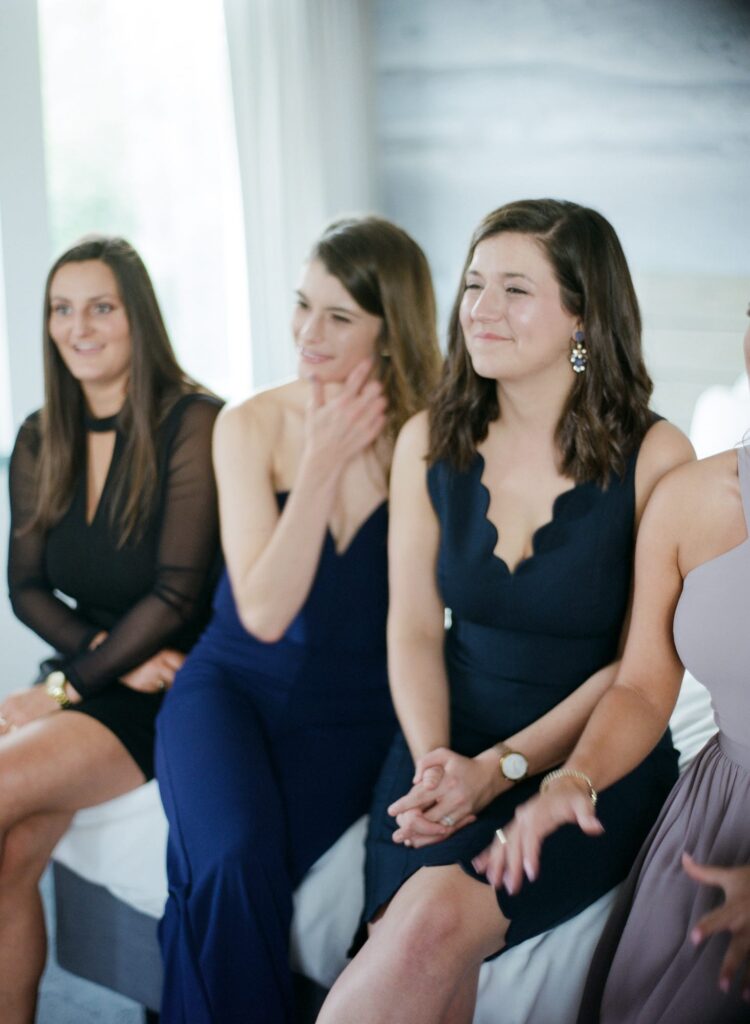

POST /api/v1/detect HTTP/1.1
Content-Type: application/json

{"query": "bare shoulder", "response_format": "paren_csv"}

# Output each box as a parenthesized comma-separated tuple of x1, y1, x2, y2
(214, 381, 300, 451)
(393, 410, 430, 463)
(637, 419, 695, 478)
(643, 448, 736, 528)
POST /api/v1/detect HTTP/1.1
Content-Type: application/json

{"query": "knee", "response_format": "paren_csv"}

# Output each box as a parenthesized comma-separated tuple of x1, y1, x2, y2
(390, 891, 470, 972)
(0, 819, 54, 888)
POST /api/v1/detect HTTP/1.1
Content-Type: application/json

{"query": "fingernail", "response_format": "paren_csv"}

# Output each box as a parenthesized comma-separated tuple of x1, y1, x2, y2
(503, 872, 514, 895)
(404, 839, 412, 847)
(719, 976, 730, 994)
(524, 858, 536, 882)
(690, 927, 701, 945)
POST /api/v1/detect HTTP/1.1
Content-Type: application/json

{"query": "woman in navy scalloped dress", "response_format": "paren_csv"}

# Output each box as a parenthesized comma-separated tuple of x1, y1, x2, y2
(318, 199, 695, 1024)
(155, 217, 442, 1024)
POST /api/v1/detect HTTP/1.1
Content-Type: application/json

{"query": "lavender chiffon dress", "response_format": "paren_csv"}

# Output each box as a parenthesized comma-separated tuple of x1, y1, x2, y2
(579, 446, 750, 1024)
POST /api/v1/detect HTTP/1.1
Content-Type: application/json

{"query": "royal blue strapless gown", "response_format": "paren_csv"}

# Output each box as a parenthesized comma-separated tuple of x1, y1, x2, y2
(363, 442, 679, 950)
(156, 494, 396, 1024)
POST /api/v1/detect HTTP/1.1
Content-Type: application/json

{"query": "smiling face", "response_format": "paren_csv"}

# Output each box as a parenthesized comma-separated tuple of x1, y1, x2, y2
(48, 260, 132, 394)
(292, 259, 384, 383)
(459, 232, 580, 385)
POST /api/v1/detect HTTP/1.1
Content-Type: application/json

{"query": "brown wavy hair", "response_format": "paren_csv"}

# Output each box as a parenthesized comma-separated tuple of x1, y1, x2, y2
(311, 216, 442, 447)
(428, 199, 654, 484)
(31, 235, 209, 546)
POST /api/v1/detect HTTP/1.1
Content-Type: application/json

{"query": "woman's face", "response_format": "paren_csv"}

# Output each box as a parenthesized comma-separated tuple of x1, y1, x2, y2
(48, 260, 132, 393)
(459, 232, 579, 384)
(292, 259, 383, 383)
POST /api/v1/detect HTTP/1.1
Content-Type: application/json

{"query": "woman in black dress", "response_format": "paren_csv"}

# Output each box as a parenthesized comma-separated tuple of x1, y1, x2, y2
(2, 236, 221, 1024)
(318, 199, 694, 1024)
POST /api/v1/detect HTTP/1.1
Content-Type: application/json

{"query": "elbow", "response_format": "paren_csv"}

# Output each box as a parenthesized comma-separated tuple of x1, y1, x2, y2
(237, 604, 287, 645)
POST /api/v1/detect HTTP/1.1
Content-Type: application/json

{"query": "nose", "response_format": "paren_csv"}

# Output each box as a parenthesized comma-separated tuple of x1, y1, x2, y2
(298, 310, 324, 345)
(471, 286, 505, 323)
(70, 309, 93, 338)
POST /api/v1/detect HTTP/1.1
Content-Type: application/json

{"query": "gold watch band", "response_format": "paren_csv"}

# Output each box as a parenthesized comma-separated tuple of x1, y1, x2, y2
(44, 670, 72, 709)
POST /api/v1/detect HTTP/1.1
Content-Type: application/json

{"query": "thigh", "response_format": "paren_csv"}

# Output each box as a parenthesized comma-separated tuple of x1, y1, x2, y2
(0, 711, 144, 832)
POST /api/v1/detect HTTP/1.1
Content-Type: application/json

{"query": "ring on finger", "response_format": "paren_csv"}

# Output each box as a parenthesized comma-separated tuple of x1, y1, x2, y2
(495, 827, 508, 845)
(440, 815, 455, 827)
(157, 679, 167, 692)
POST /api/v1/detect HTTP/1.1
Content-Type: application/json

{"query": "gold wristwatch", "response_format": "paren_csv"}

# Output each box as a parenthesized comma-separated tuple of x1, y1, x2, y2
(496, 744, 529, 782)
(44, 670, 72, 708)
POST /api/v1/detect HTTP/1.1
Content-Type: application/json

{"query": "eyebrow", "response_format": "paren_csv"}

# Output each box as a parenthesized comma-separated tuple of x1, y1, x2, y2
(50, 293, 119, 303)
(295, 290, 362, 317)
(465, 270, 534, 282)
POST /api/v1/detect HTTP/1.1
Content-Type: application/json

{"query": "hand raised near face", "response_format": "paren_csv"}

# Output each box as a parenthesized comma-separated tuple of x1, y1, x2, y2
(303, 358, 387, 475)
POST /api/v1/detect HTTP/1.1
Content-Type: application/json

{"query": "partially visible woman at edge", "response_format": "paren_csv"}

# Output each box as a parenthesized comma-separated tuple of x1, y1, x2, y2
(317, 199, 695, 1024)
(155, 216, 442, 1024)
(476, 307, 750, 1023)
(2, 235, 222, 1024)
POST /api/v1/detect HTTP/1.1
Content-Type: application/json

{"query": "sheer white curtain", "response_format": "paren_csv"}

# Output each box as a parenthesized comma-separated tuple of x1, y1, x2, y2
(223, 0, 375, 389)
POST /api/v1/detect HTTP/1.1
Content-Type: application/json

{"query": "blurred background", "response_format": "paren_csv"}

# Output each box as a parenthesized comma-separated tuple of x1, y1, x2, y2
(1, 0, 749, 691)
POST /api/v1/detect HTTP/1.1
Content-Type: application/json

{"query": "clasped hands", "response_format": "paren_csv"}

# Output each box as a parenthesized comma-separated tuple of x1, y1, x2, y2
(388, 747, 509, 849)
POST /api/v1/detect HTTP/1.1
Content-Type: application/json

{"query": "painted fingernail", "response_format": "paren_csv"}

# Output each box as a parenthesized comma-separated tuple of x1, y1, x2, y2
(503, 871, 514, 894)
(524, 858, 536, 882)
(690, 927, 701, 945)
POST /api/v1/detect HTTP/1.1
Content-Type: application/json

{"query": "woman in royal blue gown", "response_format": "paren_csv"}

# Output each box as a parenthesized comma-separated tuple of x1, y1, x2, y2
(155, 216, 442, 1024)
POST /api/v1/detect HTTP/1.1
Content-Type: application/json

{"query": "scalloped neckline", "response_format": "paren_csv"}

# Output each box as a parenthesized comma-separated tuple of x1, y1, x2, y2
(475, 451, 588, 576)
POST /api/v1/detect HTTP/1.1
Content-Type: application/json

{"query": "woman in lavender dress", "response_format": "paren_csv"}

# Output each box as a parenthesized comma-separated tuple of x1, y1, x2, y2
(477, 306, 750, 1022)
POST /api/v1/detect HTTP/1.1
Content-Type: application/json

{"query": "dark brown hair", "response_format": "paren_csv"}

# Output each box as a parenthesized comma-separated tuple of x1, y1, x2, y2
(428, 199, 653, 484)
(32, 235, 208, 545)
(311, 216, 442, 446)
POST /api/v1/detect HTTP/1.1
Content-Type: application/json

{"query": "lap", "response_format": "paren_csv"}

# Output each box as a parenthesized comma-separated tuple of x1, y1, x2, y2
(0, 710, 145, 830)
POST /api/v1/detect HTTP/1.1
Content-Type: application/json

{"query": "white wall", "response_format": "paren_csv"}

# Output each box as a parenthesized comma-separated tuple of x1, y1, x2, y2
(372, 0, 750, 430)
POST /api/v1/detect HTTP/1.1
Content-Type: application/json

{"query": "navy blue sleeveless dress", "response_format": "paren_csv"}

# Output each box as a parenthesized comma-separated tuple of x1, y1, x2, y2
(363, 443, 679, 950)
(156, 494, 396, 1024)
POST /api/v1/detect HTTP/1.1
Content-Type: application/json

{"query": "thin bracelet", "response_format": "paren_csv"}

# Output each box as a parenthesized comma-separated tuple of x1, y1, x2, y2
(540, 768, 597, 808)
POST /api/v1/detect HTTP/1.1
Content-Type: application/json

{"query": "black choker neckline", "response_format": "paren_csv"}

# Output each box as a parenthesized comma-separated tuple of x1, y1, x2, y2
(84, 412, 120, 433)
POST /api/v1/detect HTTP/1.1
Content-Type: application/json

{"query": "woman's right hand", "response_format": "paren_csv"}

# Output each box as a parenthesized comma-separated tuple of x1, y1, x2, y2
(121, 649, 185, 694)
(303, 358, 387, 474)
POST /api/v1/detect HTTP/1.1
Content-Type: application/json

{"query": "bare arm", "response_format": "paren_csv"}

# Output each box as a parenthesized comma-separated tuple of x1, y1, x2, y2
(386, 412, 450, 760)
(218, 361, 386, 643)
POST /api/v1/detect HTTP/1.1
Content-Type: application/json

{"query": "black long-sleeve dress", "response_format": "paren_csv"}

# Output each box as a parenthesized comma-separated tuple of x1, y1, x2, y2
(7, 393, 222, 778)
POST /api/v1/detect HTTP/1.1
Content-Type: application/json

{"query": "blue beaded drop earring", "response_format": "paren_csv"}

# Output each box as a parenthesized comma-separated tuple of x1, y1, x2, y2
(570, 329, 588, 374)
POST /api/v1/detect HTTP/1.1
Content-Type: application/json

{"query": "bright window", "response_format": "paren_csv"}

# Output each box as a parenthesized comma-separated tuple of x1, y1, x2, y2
(36, 0, 251, 403)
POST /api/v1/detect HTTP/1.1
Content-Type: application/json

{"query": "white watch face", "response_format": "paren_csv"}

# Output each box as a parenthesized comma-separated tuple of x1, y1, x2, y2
(501, 752, 528, 781)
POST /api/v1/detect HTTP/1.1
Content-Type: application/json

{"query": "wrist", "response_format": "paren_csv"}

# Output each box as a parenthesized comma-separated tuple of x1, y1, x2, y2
(540, 768, 598, 808)
(43, 670, 73, 709)
(489, 742, 529, 785)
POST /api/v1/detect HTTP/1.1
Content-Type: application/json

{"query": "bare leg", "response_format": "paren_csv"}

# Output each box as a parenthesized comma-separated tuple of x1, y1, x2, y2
(318, 865, 507, 1024)
(0, 711, 145, 1024)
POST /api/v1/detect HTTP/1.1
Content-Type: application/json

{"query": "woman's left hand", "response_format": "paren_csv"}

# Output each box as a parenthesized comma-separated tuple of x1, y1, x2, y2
(388, 747, 505, 848)
(683, 853, 750, 1000)
(472, 780, 603, 894)
(0, 686, 62, 733)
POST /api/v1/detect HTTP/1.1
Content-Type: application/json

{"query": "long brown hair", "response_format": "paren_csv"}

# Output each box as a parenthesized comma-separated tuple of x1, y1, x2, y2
(428, 199, 653, 484)
(32, 235, 208, 545)
(311, 216, 442, 446)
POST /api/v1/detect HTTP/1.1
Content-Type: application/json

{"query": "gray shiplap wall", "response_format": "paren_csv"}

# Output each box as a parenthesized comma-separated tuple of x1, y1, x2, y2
(372, 0, 750, 430)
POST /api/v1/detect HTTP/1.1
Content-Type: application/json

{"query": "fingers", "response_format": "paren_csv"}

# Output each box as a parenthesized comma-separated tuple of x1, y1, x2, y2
(392, 810, 447, 846)
(413, 751, 449, 785)
(718, 932, 750, 996)
(343, 357, 374, 397)
(161, 650, 186, 672)
(682, 852, 728, 889)
(387, 784, 433, 817)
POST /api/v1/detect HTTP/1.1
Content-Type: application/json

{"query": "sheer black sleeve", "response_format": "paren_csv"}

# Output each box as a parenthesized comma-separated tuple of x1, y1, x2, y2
(7, 416, 101, 656)
(63, 397, 221, 698)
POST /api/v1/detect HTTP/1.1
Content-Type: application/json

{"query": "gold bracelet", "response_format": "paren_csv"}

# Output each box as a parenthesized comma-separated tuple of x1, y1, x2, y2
(540, 769, 597, 808)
